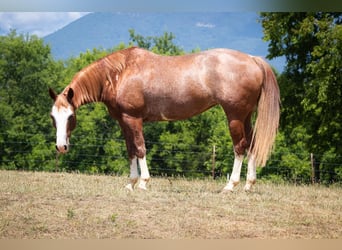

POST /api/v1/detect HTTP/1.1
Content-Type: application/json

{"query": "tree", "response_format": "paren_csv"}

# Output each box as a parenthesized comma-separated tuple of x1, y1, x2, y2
(129, 29, 184, 55)
(0, 30, 63, 170)
(260, 13, 342, 183)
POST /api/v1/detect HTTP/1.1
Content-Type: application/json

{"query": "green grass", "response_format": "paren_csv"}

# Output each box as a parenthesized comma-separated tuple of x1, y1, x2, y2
(0, 170, 341, 239)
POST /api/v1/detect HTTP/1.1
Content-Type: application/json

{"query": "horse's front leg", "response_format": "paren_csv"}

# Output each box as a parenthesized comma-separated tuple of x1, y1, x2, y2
(119, 116, 150, 191)
(137, 156, 149, 190)
(125, 156, 139, 191)
(125, 156, 150, 191)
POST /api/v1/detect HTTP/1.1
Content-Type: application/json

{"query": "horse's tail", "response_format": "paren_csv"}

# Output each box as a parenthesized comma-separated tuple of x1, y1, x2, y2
(249, 57, 280, 167)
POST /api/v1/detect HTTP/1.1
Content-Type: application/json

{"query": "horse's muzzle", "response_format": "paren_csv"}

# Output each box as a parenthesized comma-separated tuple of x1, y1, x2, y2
(56, 144, 68, 154)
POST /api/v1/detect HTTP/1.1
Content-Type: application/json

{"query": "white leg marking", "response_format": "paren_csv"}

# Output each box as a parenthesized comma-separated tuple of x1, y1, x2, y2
(138, 156, 150, 190)
(223, 154, 244, 192)
(244, 154, 257, 191)
(125, 156, 139, 191)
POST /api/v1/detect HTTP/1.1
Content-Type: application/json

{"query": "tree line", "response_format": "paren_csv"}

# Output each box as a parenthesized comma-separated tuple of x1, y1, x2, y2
(0, 13, 341, 185)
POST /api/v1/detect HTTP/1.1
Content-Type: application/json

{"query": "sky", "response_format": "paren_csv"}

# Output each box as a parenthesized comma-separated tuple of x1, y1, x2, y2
(0, 12, 90, 37)
(0, 12, 286, 71)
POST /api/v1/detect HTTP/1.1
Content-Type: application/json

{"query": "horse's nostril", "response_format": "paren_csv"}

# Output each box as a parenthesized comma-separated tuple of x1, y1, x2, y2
(56, 145, 68, 152)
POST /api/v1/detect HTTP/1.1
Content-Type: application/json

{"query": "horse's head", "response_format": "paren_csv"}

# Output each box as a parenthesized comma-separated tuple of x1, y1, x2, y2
(49, 88, 76, 154)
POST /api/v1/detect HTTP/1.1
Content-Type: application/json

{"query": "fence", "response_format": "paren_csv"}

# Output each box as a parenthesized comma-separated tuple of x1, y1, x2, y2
(0, 133, 341, 185)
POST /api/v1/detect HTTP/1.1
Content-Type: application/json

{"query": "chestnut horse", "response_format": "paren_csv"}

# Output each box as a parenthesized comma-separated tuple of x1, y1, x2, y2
(49, 47, 280, 192)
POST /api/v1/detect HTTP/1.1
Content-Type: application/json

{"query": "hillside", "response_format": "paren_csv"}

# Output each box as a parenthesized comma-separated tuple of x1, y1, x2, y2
(43, 12, 285, 71)
(0, 170, 341, 239)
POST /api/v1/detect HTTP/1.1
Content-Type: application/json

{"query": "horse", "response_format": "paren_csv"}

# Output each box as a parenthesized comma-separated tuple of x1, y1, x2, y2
(49, 47, 280, 192)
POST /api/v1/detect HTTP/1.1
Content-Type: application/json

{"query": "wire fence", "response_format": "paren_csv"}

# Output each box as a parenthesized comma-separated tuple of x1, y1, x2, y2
(0, 133, 341, 185)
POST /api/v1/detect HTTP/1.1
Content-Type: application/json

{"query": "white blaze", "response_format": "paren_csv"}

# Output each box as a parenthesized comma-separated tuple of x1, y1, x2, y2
(51, 105, 73, 149)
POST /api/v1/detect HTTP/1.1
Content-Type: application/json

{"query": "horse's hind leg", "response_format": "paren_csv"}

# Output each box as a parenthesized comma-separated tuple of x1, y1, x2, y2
(244, 116, 257, 191)
(222, 118, 248, 192)
(245, 154, 257, 191)
(223, 152, 244, 192)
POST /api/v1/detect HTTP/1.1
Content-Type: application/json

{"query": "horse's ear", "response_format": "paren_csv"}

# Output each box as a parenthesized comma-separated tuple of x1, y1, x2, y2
(49, 88, 57, 101)
(67, 88, 74, 103)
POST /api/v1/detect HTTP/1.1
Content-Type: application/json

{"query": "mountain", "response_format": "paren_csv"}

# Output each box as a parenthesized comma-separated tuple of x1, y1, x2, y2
(44, 12, 284, 71)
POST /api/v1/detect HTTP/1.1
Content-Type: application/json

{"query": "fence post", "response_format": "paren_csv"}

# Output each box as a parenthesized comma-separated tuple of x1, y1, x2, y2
(311, 153, 320, 184)
(311, 153, 315, 184)
(212, 144, 216, 179)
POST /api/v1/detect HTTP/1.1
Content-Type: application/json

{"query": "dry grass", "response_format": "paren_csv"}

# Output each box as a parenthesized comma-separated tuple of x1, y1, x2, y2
(0, 170, 341, 239)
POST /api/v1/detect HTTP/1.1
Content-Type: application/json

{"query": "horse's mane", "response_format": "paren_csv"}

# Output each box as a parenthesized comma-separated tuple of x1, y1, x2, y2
(63, 47, 134, 107)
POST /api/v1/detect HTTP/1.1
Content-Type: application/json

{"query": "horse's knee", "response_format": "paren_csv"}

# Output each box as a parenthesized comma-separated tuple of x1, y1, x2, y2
(234, 138, 248, 155)
(135, 145, 146, 159)
(126, 139, 146, 159)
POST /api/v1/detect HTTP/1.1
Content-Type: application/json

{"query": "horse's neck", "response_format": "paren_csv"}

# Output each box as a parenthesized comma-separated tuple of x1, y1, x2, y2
(65, 78, 103, 109)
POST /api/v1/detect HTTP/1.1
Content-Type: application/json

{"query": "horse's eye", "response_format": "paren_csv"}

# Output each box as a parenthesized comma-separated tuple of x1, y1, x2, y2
(68, 115, 74, 121)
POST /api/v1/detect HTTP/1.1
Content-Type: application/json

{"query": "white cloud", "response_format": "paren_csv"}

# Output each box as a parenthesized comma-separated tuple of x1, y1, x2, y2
(0, 12, 89, 37)
(196, 22, 215, 28)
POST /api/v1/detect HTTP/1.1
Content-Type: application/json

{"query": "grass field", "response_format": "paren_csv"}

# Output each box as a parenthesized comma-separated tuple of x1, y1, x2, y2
(0, 170, 341, 239)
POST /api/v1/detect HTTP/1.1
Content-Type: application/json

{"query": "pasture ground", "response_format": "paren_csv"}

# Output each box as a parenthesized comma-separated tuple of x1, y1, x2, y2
(0, 170, 341, 239)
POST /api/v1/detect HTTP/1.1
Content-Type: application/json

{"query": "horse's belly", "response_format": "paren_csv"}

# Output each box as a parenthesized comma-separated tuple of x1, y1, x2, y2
(143, 97, 216, 122)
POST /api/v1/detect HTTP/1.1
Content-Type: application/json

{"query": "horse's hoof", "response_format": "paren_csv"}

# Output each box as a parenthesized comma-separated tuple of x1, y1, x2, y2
(222, 181, 238, 193)
(244, 180, 255, 192)
(138, 185, 147, 191)
(221, 188, 233, 194)
(244, 184, 252, 192)
(125, 178, 138, 191)
(138, 179, 149, 190)
(125, 183, 134, 192)
(221, 186, 234, 193)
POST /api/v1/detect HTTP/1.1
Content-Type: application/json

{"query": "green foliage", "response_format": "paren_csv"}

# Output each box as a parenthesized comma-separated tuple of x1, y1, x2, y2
(260, 12, 342, 184)
(0, 30, 61, 171)
(263, 127, 311, 183)
(129, 29, 184, 55)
